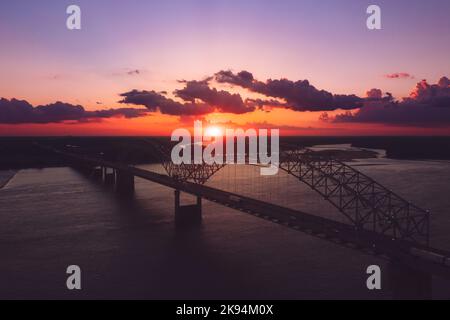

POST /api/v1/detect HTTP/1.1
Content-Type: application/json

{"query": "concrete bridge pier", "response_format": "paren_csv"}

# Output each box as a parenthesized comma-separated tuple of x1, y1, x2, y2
(174, 189, 202, 227)
(92, 167, 103, 179)
(102, 167, 115, 185)
(389, 261, 432, 299)
(115, 169, 135, 196)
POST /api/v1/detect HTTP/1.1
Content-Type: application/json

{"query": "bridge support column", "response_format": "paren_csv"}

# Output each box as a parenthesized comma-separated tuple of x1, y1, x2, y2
(174, 190, 202, 227)
(92, 167, 103, 179)
(115, 169, 134, 196)
(389, 261, 432, 300)
(103, 167, 115, 185)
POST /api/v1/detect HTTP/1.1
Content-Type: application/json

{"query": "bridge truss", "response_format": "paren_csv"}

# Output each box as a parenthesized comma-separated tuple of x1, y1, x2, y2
(158, 146, 430, 247)
(279, 150, 429, 246)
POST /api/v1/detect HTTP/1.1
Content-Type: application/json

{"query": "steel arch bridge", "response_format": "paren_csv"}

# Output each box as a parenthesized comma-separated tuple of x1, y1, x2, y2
(156, 145, 430, 247)
(37, 140, 450, 298)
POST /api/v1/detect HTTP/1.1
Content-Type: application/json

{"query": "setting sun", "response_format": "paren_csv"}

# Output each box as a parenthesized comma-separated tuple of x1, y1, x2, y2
(204, 126, 223, 137)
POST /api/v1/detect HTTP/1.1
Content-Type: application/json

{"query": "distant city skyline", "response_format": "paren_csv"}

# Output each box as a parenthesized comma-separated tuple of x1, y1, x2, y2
(0, 0, 449, 135)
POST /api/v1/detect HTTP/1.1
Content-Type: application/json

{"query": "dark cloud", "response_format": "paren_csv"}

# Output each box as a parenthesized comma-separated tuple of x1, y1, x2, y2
(215, 70, 254, 88)
(117, 72, 448, 126)
(88, 107, 148, 119)
(245, 98, 287, 110)
(119, 70, 389, 117)
(215, 70, 364, 111)
(119, 78, 257, 116)
(406, 77, 450, 108)
(385, 72, 414, 79)
(127, 69, 140, 76)
(332, 77, 450, 127)
(0, 98, 148, 124)
(111, 68, 145, 77)
(119, 90, 214, 116)
(174, 80, 254, 114)
(366, 88, 383, 100)
(364, 88, 394, 102)
(333, 103, 450, 127)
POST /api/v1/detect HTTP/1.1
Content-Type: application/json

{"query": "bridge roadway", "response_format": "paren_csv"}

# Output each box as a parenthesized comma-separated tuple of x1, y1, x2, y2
(60, 151, 450, 282)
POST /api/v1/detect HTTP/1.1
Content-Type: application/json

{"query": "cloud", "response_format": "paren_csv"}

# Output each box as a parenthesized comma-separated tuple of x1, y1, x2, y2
(215, 70, 255, 88)
(111, 68, 145, 77)
(366, 88, 383, 99)
(119, 79, 256, 115)
(331, 77, 450, 127)
(119, 90, 214, 116)
(174, 80, 254, 114)
(117, 72, 448, 127)
(385, 72, 414, 79)
(88, 107, 148, 119)
(215, 70, 364, 111)
(120, 70, 393, 117)
(407, 77, 450, 108)
(245, 98, 288, 110)
(127, 69, 141, 76)
(0, 98, 148, 124)
(365, 88, 394, 102)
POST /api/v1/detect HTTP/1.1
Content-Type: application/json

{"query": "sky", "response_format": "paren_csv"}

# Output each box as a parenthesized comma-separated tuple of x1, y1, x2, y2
(0, 0, 449, 136)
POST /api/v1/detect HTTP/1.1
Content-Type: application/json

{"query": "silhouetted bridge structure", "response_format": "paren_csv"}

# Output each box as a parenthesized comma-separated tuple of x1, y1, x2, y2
(43, 144, 450, 299)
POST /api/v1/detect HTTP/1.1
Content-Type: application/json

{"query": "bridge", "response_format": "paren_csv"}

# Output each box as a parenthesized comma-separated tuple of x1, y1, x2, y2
(41, 142, 450, 299)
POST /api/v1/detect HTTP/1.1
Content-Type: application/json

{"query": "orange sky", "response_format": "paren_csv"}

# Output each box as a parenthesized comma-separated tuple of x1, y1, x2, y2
(1, 1, 449, 136)
(2, 110, 449, 137)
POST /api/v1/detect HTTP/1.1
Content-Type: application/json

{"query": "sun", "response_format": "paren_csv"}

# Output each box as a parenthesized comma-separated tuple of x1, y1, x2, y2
(204, 126, 223, 137)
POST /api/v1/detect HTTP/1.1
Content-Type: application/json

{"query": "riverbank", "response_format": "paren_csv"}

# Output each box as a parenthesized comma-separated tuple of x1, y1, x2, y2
(0, 170, 17, 189)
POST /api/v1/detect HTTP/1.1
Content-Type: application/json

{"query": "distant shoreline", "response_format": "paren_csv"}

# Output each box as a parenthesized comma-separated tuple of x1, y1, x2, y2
(1, 136, 450, 170)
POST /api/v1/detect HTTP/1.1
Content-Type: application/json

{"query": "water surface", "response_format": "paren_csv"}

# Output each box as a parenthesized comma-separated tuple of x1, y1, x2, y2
(0, 156, 449, 299)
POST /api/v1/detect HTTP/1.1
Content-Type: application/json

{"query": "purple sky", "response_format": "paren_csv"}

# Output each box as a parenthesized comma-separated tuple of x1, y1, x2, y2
(0, 0, 449, 135)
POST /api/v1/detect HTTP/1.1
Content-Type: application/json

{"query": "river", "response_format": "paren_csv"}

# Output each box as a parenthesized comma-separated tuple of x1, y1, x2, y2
(1, 152, 449, 299)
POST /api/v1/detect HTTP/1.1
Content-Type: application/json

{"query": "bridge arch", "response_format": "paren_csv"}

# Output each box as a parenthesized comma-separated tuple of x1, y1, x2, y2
(278, 150, 429, 246)
(160, 149, 429, 246)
